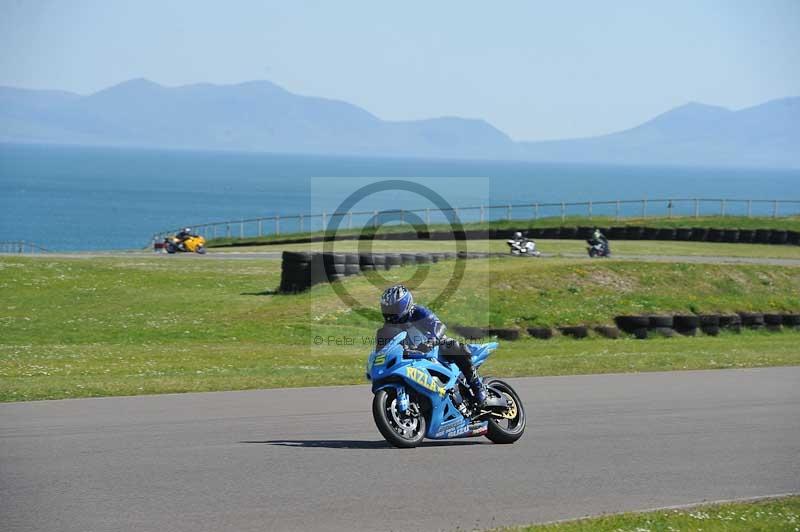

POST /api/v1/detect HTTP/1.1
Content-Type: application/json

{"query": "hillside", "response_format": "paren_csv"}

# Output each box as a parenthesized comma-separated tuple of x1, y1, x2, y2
(1, 79, 798, 167)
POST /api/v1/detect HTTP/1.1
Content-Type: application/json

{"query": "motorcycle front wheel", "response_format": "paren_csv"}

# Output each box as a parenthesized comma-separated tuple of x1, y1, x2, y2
(196, 246, 207, 254)
(485, 379, 526, 444)
(372, 389, 426, 448)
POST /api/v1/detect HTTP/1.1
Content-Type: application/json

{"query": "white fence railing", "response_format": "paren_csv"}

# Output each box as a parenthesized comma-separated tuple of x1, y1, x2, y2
(152, 198, 800, 243)
(0, 241, 50, 254)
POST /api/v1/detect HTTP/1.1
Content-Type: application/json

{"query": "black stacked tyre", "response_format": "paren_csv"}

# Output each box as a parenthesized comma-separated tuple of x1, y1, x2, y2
(770, 230, 788, 245)
(615, 315, 650, 339)
(690, 228, 708, 242)
(626, 226, 645, 240)
(700, 314, 721, 336)
(527, 327, 553, 339)
(656, 228, 676, 241)
(738, 229, 755, 244)
(754, 230, 772, 244)
(739, 312, 764, 329)
(719, 314, 742, 332)
(706, 228, 724, 242)
(673, 315, 700, 336)
(559, 326, 588, 339)
(722, 229, 739, 243)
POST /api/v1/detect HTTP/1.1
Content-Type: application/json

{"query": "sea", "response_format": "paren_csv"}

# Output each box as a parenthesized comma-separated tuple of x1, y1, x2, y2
(1, 143, 798, 251)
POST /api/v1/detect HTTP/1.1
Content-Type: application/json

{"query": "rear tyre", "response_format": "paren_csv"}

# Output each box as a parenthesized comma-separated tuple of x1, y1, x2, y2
(372, 389, 426, 448)
(166, 242, 177, 254)
(484, 379, 526, 444)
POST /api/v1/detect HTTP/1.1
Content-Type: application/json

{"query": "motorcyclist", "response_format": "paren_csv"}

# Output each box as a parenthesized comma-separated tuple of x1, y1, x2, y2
(512, 231, 524, 243)
(176, 227, 194, 241)
(588, 227, 610, 255)
(376, 285, 502, 407)
(175, 227, 195, 249)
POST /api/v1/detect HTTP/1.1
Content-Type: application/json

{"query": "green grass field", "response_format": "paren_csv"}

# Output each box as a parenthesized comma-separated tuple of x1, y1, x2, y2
(503, 495, 800, 531)
(206, 215, 800, 248)
(1, 254, 799, 401)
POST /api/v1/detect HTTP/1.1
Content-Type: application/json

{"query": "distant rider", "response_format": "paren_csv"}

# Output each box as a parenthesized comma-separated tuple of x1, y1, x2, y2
(176, 227, 195, 249)
(376, 285, 502, 407)
(590, 227, 608, 248)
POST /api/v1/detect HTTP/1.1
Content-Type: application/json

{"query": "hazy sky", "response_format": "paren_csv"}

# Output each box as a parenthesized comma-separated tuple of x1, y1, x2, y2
(1, 1, 798, 140)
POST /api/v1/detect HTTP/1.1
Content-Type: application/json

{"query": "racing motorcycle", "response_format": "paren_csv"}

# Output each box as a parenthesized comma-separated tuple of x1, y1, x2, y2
(163, 234, 207, 254)
(586, 239, 610, 258)
(366, 331, 525, 448)
(507, 238, 541, 257)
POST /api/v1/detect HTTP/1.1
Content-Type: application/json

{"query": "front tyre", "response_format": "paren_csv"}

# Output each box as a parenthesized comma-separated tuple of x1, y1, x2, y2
(196, 245, 207, 254)
(485, 379, 526, 444)
(372, 389, 426, 448)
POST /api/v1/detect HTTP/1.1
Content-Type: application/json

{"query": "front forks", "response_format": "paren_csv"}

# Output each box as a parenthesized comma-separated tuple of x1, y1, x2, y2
(396, 387, 410, 413)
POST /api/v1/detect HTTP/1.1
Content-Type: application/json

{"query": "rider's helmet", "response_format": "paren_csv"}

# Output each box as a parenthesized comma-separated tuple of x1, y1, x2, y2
(380, 284, 414, 324)
(514, 231, 523, 239)
(183, 227, 192, 234)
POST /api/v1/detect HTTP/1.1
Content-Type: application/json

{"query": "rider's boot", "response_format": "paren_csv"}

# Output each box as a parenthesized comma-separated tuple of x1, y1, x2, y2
(468, 374, 505, 408)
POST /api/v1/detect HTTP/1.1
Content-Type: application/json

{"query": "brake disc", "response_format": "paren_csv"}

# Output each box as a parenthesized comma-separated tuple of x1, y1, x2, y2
(501, 395, 518, 419)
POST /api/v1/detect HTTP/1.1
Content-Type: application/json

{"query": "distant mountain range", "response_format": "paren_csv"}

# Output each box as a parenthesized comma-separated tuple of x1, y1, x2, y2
(1, 79, 798, 168)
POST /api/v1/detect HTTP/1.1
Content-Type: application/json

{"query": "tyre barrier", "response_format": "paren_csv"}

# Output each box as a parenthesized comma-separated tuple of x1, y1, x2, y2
(559, 325, 588, 339)
(707, 228, 724, 242)
(614, 315, 650, 333)
(783, 314, 800, 328)
(247, 224, 800, 253)
(278, 250, 495, 293)
(673, 315, 700, 336)
(594, 326, 621, 339)
(770, 230, 788, 245)
(648, 315, 674, 329)
(719, 314, 742, 332)
(486, 328, 521, 341)
(722, 229, 739, 243)
(527, 327, 554, 339)
(700, 314, 721, 336)
(690, 227, 709, 242)
(739, 312, 765, 329)
(440, 310, 798, 342)
(560, 226, 578, 239)
(764, 313, 783, 331)
(754, 229, 772, 244)
(738, 229, 755, 243)
(626, 226, 645, 240)
(452, 325, 487, 340)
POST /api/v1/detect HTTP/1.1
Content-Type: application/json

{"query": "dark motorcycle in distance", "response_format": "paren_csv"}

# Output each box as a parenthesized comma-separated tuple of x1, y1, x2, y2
(587, 239, 610, 258)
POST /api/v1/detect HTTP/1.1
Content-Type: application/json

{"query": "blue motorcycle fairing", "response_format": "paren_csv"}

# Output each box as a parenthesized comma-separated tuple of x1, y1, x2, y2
(367, 332, 494, 440)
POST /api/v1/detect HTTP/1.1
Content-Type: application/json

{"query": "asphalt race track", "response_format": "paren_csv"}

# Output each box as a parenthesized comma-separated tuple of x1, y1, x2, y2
(2, 367, 798, 532)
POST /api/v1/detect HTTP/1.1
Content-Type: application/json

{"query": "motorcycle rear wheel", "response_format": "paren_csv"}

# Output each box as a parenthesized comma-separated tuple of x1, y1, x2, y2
(485, 379, 526, 444)
(372, 389, 426, 448)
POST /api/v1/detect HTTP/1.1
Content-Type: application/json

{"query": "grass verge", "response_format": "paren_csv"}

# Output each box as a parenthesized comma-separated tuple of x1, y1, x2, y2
(1, 255, 798, 401)
(501, 495, 800, 531)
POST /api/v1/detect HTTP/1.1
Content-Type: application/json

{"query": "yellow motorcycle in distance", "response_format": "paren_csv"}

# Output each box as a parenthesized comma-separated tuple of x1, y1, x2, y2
(163, 234, 207, 254)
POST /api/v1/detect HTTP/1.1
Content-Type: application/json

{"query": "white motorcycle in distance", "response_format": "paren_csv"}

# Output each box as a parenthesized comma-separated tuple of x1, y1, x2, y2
(507, 233, 541, 257)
